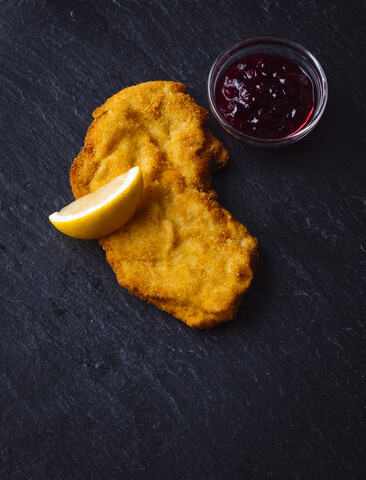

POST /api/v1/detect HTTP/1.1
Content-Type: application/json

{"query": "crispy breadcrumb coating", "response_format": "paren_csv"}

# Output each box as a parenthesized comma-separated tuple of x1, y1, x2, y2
(70, 81, 258, 328)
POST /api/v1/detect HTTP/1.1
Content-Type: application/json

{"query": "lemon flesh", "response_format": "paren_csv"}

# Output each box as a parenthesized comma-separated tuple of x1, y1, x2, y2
(49, 166, 143, 239)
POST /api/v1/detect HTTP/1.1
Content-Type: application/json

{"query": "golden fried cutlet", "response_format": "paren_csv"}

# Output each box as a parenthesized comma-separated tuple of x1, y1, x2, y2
(70, 81, 258, 328)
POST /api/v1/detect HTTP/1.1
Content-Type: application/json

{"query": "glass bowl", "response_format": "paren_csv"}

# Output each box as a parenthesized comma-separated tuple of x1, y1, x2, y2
(207, 36, 328, 147)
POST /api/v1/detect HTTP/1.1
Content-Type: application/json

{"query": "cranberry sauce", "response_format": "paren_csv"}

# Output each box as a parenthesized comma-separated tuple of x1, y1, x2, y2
(216, 54, 314, 139)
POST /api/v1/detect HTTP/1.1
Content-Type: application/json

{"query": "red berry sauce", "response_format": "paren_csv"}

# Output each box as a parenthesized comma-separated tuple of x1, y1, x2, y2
(216, 54, 314, 139)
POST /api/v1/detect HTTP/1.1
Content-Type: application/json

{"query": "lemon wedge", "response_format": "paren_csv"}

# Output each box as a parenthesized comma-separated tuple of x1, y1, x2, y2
(49, 166, 143, 239)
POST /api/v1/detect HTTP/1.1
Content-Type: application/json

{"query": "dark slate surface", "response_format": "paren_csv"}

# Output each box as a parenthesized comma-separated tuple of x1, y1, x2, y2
(1, 1, 365, 478)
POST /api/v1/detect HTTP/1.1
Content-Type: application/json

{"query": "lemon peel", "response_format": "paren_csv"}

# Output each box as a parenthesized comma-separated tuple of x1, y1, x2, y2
(49, 166, 143, 239)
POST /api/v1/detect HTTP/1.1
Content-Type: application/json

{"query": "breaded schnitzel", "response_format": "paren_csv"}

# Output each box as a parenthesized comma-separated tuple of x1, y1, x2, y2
(70, 81, 258, 328)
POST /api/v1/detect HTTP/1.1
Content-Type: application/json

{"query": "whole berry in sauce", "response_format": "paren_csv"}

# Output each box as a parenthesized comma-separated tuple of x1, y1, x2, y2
(216, 54, 314, 139)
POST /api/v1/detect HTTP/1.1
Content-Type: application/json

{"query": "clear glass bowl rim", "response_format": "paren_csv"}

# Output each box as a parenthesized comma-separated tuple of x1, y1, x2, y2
(207, 36, 328, 146)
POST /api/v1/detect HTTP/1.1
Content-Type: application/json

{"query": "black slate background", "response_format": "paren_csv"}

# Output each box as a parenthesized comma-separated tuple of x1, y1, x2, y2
(1, 1, 365, 479)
